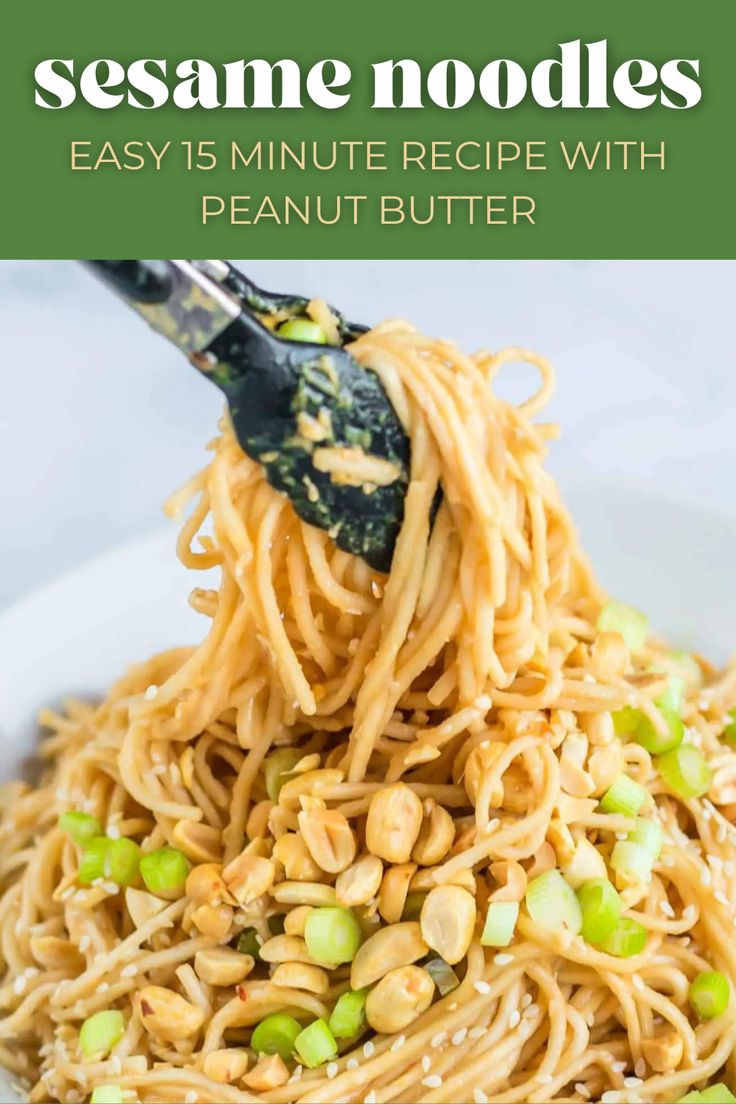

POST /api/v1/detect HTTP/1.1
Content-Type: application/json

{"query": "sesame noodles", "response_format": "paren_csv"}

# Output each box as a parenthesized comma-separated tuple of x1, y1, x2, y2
(2, 317, 736, 1103)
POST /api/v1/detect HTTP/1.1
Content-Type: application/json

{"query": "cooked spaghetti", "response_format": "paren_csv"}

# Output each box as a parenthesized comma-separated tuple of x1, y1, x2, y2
(2, 314, 736, 1104)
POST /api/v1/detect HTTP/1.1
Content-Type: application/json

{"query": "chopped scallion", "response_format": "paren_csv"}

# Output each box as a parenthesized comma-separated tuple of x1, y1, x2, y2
(688, 970, 730, 1020)
(610, 841, 654, 886)
(304, 907, 361, 967)
(425, 957, 460, 995)
(627, 817, 663, 862)
(699, 1085, 736, 1104)
(236, 928, 261, 958)
(481, 900, 519, 947)
(277, 318, 328, 345)
(401, 892, 427, 921)
(104, 837, 141, 887)
(263, 748, 305, 802)
(599, 774, 648, 817)
(79, 1010, 124, 1058)
(596, 600, 649, 652)
(658, 745, 712, 799)
(251, 1013, 302, 1061)
(525, 870, 582, 935)
(723, 709, 736, 747)
(90, 1088, 124, 1104)
(577, 879, 622, 944)
(294, 1018, 338, 1068)
(329, 988, 367, 1038)
(597, 916, 647, 957)
(78, 837, 112, 885)
(613, 705, 683, 755)
(139, 848, 190, 897)
(59, 811, 102, 845)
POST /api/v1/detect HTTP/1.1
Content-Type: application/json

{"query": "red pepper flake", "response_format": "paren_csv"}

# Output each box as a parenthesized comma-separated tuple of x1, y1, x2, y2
(140, 1000, 154, 1015)
(236, 985, 247, 1002)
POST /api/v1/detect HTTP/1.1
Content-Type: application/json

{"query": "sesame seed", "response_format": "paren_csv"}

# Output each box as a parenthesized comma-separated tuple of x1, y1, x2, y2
(95, 982, 109, 994)
(537, 1073, 553, 1084)
(430, 1032, 446, 1048)
(103, 882, 119, 895)
(346, 1058, 359, 1070)
(326, 1062, 338, 1080)
(473, 980, 491, 995)
(364, 1093, 377, 1104)
(524, 1003, 539, 1019)
(185, 1092, 197, 1104)
(60, 886, 75, 901)
(144, 684, 159, 700)
(121, 964, 137, 978)
(363, 1041, 375, 1059)
(700, 868, 712, 886)
(468, 1026, 486, 1039)
(715, 891, 729, 906)
(422, 1076, 443, 1089)
(521, 993, 532, 1008)
(508, 1010, 521, 1029)
(106, 825, 121, 840)
(421, 1056, 431, 1073)
(152, 764, 167, 775)
(12, 976, 26, 995)
(494, 953, 514, 966)
(612, 1060, 627, 1074)
(390, 1035, 406, 1052)
(601, 1093, 621, 1104)
(451, 1028, 467, 1046)
(473, 1091, 489, 1104)
(634, 1059, 646, 1078)
(79, 935, 91, 953)
(288, 1065, 303, 1083)
(575, 1083, 591, 1100)
(624, 1077, 643, 1088)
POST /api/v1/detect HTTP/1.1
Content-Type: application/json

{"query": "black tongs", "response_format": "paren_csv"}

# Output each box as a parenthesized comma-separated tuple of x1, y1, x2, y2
(82, 260, 410, 572)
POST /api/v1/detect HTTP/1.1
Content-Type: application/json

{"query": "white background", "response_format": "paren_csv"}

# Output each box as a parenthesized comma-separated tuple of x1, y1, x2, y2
(0, 259, 734, 611)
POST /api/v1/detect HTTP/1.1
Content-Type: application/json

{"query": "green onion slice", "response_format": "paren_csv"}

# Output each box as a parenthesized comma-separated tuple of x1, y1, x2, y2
(236, 929, 261, 958)
(599, 774, 648, 817)
(699, 1085, 736, 1104)
(401, 892, 427, 921)
(59, 811, 102, 845)
(658, 745, 712, 799)
(723, 709, 736, 747)
(481, 900, 520, 947)
(277, 319, 328, 345)
(251, 1013, 302, 1061)
(627, 817, 663, 862)
(104, 838, 141, 887)
(263, 748, 305, 802)
(139, 848, 190, 896)
(525, 870, 582, 935)
(90, 1088, 125, 1104)
(329, 988, 368, 1038)
(613, 706, 684, 755)
(78, 837, 112, 885)
(304, 906, 361, 966)
(610, 841, 654, 886)
(597, 916, 647, 957)
(294, 1018, 338, 1068)
(577, 879, 622, 944)
(689, 970, 730, 1020)
(79, 1010, 125, 1058)
(677, 1093, 704, 1103)
(596, 600, 649, 652)
(425, 957, 460, 995)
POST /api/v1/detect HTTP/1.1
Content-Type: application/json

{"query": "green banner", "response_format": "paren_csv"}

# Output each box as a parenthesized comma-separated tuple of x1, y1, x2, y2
(2, 0, 734, 257)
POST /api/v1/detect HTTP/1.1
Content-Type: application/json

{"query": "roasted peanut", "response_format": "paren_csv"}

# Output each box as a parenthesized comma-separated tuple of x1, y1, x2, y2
(284, 905, 313, 936)
(298, 807, 356, 873)
(488, 861, 527, 903)
(222, 852, 275, 905)
(278, 769, 344, 807)
(365, 965, 434, 1034)
(202, 1048, 249, 1084)
(546, 820, 576, 866)
(194, 947, 254, 986)
(420, 885, 476, 965)
(271, 962, 329, 994)
(273, 832, 324, 882)
(125, 886, 169, 927)
(350, 921, 428, 990)
(172, 820, 222, 864)
(588, 743, 624, 795)
(138, 986, 205, 1041)
(271, 881, 337, 907)
(244, 1054, 290, 1090)
(366, 783, 423, 864)
(29, 935, 84, 972)
(590, 631, 630, 680)
(378, 864, 416, 924)
(412, 802, 455, 866)
(259, 934, 316, 965)
(641, 1030, 684, 1073)
(336, 854, 383, 908)
(185, 864, 232, 906)
(191, 903, 233, 941)
(561, 838, 607, 889)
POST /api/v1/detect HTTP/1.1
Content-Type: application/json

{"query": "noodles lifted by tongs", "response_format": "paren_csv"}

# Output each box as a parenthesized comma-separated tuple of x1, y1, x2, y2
(2, 317, 736, 1104)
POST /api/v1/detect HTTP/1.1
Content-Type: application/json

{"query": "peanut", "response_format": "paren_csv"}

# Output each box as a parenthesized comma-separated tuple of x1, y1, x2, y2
(138, 985, 205, 1041)
(194, 947, 254, 986)
(273, 832, 324, 882)
(420, 885, 476, 965)
(366, 783, 423, 864)
(222, 852, 275, 905)
(243, 1054, 290, 1090)
(350, 921, 428, 990)
(336, 854, 383, 908)
(202, 1048, 249, 1084)
(412, 803, 455, 866)
(378, 864, 416, 924)
(365, 965, 434, 1034)
(297, 807, 356, 874)
(191, 903, 233, 941)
